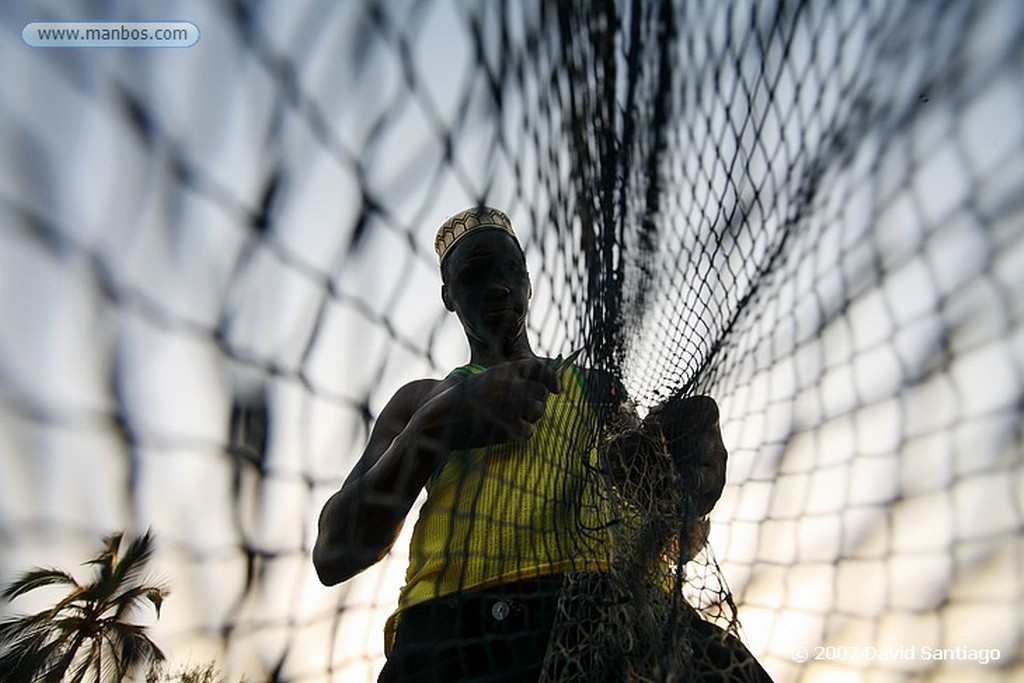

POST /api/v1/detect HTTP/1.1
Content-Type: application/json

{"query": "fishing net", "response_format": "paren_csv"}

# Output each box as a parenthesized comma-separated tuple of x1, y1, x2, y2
(1, 0, 1022, 681)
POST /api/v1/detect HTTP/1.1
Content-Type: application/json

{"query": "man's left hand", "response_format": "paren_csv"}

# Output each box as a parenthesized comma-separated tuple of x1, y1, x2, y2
(645, 395, 728, 517)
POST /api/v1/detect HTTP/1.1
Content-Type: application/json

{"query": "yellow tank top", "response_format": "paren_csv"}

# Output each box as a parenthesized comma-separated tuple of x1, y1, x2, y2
(384, 362, 612, 652)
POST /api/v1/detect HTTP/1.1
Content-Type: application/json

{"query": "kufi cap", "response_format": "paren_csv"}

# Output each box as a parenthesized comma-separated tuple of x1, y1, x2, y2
(434, 206, 519, 264)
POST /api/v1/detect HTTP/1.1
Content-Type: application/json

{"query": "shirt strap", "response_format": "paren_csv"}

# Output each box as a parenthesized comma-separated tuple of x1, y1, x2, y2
(447, 364, 487, 378)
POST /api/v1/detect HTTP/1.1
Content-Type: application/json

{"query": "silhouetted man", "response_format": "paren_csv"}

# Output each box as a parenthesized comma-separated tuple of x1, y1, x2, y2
(314, 206, 771, 682)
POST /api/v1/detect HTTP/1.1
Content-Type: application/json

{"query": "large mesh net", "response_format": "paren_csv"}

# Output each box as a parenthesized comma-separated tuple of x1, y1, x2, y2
(1, 0, 1022, 681)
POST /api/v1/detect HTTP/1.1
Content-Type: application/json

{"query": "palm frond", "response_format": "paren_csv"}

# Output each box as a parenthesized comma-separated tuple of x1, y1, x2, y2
(0, 610, 85, 683)
(48, 614, 89, 640)
(0, 628, 69, 683)
(0, 610, 52, 645)
(111, 529, 157, 588)
(1, 567, 81, 601)
(103, 621, 166, 680)
(96, 532, 124, 565)
(146, 587, 166, 619)
(84, 532, 123, 591)
(43, 630, 91, 683)
(46, 584, 89, 619)
(66, 649, 96, 683)
(79, 578, 114, 608)
(111, 583, 170, 621)
(63, 635, 100, 683)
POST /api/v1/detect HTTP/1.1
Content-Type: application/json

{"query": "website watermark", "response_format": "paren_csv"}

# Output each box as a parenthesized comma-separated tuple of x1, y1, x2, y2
(22, 21, 199, 48)
(792, 644, 1003, 665)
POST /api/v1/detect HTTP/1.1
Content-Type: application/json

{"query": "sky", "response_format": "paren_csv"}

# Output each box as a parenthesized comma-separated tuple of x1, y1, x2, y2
(1, 1, 1022, 682)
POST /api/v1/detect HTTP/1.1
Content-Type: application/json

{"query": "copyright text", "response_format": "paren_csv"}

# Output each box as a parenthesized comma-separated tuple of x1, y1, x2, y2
(792, 645, 1002, 665)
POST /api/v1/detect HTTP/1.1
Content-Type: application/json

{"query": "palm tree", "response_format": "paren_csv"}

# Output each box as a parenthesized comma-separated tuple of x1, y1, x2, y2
(0, 530, 169, 683)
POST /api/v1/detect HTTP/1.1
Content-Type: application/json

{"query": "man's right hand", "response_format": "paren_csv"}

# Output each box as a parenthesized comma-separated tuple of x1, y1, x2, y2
(442, 357, 562, 450)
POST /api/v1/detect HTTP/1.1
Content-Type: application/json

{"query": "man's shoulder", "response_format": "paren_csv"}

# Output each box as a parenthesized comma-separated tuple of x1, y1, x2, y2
(384, 373, 468, 414)
(390, 377, 443, 407)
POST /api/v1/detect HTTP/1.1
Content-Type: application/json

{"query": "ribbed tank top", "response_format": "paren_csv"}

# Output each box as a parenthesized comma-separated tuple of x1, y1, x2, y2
(384, 362, 611, 653)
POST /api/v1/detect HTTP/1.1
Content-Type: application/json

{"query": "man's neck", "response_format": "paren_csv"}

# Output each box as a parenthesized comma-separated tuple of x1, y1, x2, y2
(467, 336, 536, 368)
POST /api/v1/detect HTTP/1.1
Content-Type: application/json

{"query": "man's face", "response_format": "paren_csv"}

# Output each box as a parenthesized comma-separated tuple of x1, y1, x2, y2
(442, 230, 530, 345)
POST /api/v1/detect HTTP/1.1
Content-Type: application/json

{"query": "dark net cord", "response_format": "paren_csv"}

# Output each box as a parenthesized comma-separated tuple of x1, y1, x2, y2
(0, 0, 1021, 681)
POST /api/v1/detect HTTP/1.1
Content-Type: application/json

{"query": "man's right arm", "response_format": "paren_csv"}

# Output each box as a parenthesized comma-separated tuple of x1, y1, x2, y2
(312, 358, 560, 585)
(312, 377, 458, 586)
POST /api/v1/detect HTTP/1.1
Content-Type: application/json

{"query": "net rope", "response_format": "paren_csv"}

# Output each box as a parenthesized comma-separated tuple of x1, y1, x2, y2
(0, 0, 1022, 681)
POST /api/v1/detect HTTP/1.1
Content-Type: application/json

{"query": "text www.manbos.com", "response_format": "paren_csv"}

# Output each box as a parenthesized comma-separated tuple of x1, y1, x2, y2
(22, 22, 200, 48)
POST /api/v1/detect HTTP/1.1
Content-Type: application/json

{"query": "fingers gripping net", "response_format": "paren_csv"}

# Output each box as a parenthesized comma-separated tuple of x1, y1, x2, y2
(539, 397, 738, 682)
(0, 1, 1022, 682)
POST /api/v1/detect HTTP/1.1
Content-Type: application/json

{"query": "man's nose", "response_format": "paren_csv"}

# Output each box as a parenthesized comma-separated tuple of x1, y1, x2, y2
(484, 281, 511, 299)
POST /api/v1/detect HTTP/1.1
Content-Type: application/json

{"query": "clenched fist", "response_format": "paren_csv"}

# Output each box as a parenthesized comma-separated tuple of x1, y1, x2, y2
(646, 395, 728, 517)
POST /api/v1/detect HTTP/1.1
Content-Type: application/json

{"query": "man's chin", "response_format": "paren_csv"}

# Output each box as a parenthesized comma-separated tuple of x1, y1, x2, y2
(483, 309, 522, 325)
(478, 314, 525, 342)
